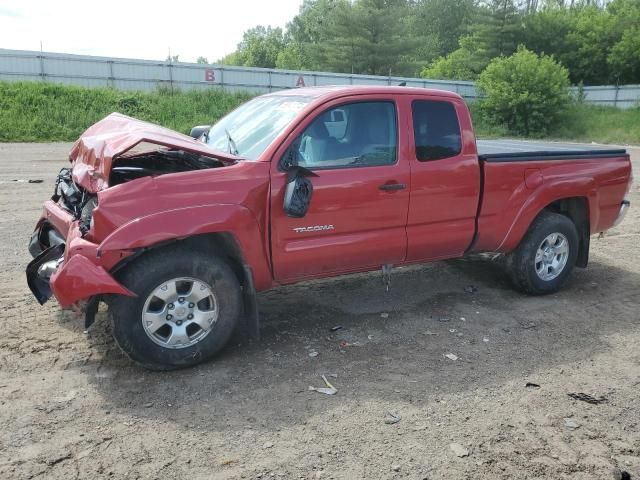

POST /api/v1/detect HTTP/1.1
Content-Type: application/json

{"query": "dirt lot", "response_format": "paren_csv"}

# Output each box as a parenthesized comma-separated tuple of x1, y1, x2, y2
(0, 143, 638, 480)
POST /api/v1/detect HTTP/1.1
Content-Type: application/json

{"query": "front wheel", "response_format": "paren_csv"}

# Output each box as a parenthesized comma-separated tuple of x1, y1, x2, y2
(109, 246, 242, 370)
(506, 211, 579, 295)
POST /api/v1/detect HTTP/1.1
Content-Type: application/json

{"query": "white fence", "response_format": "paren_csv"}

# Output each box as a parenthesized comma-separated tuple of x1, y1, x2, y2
(1, 48, 638, 108)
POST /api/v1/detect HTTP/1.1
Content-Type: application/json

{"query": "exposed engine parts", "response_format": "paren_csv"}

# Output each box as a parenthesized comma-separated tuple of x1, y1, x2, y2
(50, 149, 227, 236)
(52, 168, 89, 218)
(109, 149, 227, 186)
(51, 167, 97, 236)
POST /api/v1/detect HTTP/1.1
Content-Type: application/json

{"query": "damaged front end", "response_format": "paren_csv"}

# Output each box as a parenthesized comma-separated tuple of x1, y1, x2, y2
(26, 166, 96, 304)
(26, 112, 240, 324)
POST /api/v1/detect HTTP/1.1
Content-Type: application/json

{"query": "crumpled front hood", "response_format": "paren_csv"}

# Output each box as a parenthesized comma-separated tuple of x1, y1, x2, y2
(69, 112, 240, 193)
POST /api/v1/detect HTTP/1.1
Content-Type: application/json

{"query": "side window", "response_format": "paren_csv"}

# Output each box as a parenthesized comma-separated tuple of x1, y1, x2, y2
(294, 102, 397, 169)
(412, 100, 462, 161)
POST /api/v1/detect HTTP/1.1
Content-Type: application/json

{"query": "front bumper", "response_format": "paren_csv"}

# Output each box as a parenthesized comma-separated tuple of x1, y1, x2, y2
(26, 214, 134, 309)
(26, 244, 65, 305)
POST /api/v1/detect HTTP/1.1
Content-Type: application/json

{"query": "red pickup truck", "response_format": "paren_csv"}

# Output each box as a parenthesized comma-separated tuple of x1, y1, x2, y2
(26, 86, 632, 369)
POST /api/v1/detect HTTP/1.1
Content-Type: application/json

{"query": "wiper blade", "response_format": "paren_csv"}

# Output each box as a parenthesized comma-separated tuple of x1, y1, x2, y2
(225, 129, 239, 156)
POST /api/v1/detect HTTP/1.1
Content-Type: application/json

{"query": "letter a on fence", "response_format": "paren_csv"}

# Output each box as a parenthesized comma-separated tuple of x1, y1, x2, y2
(296, 75, 306, 87)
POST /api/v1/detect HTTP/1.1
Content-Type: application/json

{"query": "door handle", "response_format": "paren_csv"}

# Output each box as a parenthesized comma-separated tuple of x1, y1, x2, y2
(379, 182, 406, 191)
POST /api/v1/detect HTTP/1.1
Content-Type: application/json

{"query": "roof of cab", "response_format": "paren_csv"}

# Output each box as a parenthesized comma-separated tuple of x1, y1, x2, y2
(265, 84, 463, 101)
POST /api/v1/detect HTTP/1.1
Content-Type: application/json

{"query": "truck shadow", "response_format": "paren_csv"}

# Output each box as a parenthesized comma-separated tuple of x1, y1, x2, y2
(80, 257, 640, 434)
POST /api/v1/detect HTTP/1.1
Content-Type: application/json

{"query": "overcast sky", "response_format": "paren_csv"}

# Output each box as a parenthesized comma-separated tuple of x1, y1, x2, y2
(0, 0, 303, 62)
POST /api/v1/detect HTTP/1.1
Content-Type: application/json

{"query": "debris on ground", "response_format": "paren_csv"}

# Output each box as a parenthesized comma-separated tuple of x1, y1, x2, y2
(380, 312, 389, 319)
(483, 337, 489, 343)
(424, 331, 438, 336)
(384, 412, 402, 425)
(330, 325, 343, 332)
(391, 465, 401, 472)
(308, 351, 319, 358)
(449, 328, 457, 333)
(438, 317, 451, 322)
(519, 321, 537, 329)
(309, 375, 338, 395)
(612, 467, 632, 480)
(263, 441, 274, 449)
(339, 340, 362, 348)
(449, 443, 470, 457)
(525, 382, 541, 388)
(444, 353, 458, 361)
(143, 402, 154, 408)
(568, 392, 607, 405)
(563, 418, 580, 430)
(464, 285, 478, 293)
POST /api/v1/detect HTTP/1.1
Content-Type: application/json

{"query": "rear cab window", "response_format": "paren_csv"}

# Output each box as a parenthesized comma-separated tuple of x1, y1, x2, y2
(290, 101, 398, 170)
(412, 100, 462, 161)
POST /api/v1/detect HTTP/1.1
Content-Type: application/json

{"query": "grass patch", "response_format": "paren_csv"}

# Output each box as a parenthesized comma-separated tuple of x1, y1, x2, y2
(0, 81, 253, 142)
(472, 100, 640, 145)
(554, 103, 640, 145)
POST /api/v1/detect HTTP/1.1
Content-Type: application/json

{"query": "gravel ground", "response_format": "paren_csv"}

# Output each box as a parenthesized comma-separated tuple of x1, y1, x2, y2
(0, 142, 638, 480)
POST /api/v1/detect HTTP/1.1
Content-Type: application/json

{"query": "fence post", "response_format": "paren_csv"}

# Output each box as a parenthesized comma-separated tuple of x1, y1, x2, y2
(614, 82, 620, 108)
(38, 53, 46, 81)
(168, 61, 174, 94)
(108, 60, 115, 88)
(220, 66, 225, 90)
(268, 70, 272, 92)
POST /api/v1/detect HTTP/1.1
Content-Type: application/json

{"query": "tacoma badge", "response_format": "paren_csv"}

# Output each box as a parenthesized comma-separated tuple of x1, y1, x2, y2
(293, 225, 335, 233)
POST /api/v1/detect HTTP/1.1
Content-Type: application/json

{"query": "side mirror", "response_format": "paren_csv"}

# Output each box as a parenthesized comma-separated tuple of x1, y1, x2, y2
(283, 166, 317, 218)
(189, 125, 210, 140)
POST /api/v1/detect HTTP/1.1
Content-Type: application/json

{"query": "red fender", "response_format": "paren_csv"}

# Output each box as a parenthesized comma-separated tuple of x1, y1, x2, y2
(497, 177, 598, 252)
(97, 204, 273, 291)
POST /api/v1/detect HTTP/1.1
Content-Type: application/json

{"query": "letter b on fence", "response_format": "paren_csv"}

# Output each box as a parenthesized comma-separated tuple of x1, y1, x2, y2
(205, 69, 215, 82)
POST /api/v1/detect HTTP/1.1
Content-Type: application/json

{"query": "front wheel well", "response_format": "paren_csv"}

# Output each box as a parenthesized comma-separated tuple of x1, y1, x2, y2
(107, 232, 260, 339)
(111, 232, 247, 285)
(542, 197, 590, 267)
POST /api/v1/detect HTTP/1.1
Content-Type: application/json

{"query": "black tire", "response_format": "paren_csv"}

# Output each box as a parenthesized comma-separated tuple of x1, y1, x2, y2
(506, 211, 579, 295)
(109, 245, 242, 370)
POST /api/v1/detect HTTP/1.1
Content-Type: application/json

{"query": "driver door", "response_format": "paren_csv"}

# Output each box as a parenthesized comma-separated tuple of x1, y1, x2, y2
(269, 97, 410, 283)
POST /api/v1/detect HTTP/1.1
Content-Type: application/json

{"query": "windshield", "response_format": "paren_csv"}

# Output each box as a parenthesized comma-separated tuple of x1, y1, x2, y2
(207, 95, 312, 160)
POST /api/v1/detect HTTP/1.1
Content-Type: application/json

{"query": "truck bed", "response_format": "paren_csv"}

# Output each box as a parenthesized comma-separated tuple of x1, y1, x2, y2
(476, 139, 627, 159)
(472, 140, 631, 254)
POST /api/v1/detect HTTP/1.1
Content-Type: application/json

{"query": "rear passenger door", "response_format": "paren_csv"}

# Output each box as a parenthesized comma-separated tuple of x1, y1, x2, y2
(270, 97, 410, 283)
(405, 96, 481, 261)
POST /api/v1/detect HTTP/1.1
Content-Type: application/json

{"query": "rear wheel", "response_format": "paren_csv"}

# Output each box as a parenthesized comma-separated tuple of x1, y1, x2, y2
(109, 246, 242, 370)
(506, 211, 579, 295)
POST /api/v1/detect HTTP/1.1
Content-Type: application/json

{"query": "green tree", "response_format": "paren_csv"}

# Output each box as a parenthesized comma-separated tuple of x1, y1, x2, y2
(477, 46, 571, 135)
(606, 0, 640, 83)
(321, 0, 414, 75)
(276, 42, 313, 70)
(473, 0, 524, 59)
(563, 6, 616, 84)
(422, 0, 522, 81)
(196, 56, 209, 64)
(608, 30, 640, 83)
(285, 0, 342, 70)
(409, 0, 478, 59)
(220, 26, 286, 68)
(420, 35, 487, 80)
(521, 6, 577, 60)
